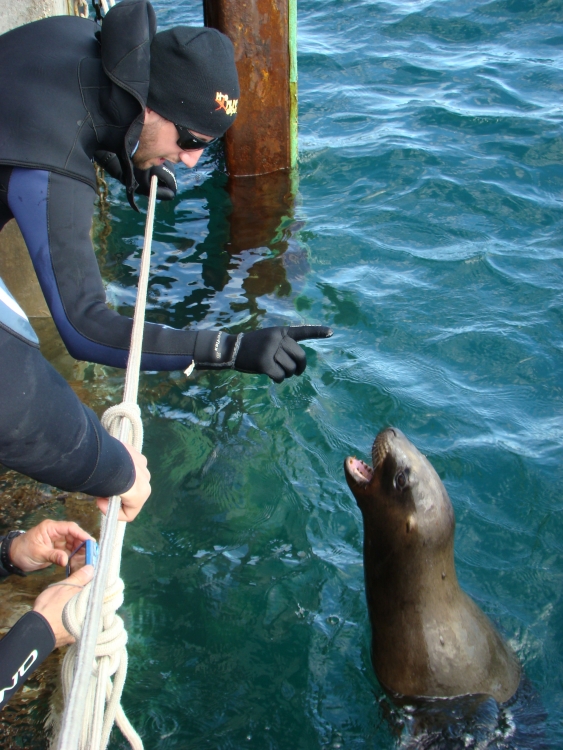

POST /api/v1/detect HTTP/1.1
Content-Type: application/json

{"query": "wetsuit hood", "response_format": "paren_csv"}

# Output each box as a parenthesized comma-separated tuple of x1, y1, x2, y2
(99, 0, 157, 209)
(0, 0, 157, 211)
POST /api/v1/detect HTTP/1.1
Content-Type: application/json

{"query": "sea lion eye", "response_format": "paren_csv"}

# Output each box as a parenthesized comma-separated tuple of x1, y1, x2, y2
(395, 470, 408, 491)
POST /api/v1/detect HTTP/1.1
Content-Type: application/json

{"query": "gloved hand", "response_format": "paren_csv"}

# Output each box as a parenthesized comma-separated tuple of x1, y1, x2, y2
(193, 326, 333, 383)
(94, 150, 177, 201)
(94, 150, 123, 180)
(134, 161, 177, 201)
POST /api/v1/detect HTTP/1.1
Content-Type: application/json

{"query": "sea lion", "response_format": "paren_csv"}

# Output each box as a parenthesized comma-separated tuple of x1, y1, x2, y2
(344, 427, 520, 704)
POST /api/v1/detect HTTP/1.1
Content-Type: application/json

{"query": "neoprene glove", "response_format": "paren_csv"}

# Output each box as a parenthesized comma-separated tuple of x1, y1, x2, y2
(94, 150, 177, 201)
(134, 162, 177, 200)
(192, 326, 333, 383)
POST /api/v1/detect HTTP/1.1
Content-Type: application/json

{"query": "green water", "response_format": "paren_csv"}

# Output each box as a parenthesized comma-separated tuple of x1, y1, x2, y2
(30, 0, 563, 747)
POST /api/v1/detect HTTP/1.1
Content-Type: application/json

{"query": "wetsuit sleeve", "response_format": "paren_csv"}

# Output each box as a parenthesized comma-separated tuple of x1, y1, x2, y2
(7, 168, 198, 370)
(0, 611, 55, 710)
(0, 326, 135, 497)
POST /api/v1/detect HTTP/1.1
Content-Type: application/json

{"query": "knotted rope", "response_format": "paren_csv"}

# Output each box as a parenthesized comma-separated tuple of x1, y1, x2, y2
(55, 176, 158, 750)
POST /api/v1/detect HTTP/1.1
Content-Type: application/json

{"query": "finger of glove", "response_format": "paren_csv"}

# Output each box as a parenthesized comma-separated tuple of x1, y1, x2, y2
(96, 151, 123, 181)
(133, 168, 151, 195)
(280, 337, 307, 376)
(286, 325, 333, 342)
(274, 348, 299, 379)
(266, 361, 286, 383)
(156, 187, 175, 201)
(152, 162, 177, 193)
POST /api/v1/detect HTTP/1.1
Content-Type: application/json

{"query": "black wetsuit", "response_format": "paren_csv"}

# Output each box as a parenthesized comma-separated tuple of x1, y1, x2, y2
(0, 0, 197, 485)
(0, 609, 55, 711)
(0, 317, 135, 495)
(0, 236, 136, 710)
(0, 0, 202, 371)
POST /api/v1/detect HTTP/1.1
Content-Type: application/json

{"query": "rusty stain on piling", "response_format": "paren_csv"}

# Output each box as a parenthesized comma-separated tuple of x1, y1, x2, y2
(204, 0, 292, 176)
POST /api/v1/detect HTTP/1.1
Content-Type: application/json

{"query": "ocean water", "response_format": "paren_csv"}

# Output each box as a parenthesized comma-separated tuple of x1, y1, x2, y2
(45, 0, 563, 747)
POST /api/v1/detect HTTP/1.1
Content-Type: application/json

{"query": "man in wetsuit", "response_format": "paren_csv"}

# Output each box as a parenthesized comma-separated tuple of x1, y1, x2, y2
(0, 0, 332, 380)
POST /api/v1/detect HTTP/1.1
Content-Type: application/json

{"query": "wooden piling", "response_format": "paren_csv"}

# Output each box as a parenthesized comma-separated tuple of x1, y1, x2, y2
(203, 0, 299, 278)
(203, 0, 298, 176)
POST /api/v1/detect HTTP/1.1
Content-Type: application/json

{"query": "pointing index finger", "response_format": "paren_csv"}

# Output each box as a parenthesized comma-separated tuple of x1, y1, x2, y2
(286, 325, 333, 342)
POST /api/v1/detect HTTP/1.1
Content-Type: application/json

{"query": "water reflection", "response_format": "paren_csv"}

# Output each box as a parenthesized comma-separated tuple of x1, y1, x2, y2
(105, 161, 309, 335)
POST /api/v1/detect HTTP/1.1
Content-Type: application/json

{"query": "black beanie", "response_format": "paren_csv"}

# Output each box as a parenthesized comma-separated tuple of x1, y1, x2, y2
(147, 27, 240, 138)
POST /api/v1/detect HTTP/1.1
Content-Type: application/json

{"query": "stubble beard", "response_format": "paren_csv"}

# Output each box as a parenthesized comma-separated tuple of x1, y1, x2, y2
(132, 119, 163, 170)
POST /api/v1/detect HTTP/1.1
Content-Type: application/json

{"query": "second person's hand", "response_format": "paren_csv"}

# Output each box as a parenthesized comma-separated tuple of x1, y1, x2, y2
(33, 565, 95, 648)
(9, 520, 93, 573)
(96, 443, 151, 522)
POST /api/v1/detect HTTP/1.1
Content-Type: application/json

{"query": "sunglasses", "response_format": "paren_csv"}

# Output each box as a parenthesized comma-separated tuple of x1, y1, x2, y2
(175, 124, 218, 151)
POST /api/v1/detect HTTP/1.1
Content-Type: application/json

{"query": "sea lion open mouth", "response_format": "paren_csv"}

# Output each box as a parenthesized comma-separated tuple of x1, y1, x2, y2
(345, 428, 397, 486)
(344, 456, 373, 486)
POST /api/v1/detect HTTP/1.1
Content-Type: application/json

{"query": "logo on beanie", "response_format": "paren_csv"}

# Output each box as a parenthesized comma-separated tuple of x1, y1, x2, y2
(215, 92, 238, 117)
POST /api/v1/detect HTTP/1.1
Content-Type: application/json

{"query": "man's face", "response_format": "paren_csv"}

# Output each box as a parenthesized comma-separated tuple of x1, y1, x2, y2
(133, 109, 214, 170)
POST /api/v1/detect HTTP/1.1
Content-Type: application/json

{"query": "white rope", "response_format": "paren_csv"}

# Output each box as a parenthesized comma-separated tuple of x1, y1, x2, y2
(101, 403, 144, 449)
(55, 175, 159, 750)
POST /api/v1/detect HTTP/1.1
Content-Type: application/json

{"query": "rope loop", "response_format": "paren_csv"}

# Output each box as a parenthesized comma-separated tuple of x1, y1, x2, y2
(60, 522, 138, 749)
(101, 403, 143, 450)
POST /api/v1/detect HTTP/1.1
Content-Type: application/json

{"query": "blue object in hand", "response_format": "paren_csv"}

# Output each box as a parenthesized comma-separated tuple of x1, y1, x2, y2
(66, 539, 99, 577)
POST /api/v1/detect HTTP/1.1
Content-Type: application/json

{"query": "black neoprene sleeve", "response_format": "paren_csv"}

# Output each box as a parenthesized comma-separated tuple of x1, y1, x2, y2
(0, 326, 135, 496)
(0, 611, 55, 710)
(8, 168, 199, 370)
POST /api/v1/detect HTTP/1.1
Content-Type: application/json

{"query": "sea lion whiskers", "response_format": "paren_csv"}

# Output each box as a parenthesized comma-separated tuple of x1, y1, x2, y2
(372, 427, 394, 469)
